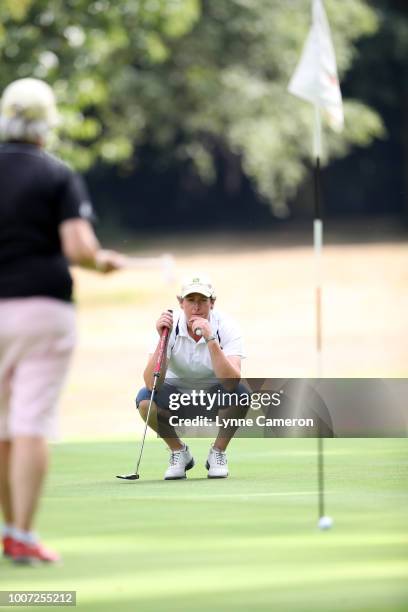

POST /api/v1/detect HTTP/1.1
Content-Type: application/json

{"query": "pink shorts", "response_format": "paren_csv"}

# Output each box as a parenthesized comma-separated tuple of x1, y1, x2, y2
(0, 298, 76, 440)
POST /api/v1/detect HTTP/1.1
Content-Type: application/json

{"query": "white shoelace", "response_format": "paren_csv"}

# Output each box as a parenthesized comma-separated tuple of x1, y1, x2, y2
(214, 450, 227, 465)
(169, 449, 185, 466)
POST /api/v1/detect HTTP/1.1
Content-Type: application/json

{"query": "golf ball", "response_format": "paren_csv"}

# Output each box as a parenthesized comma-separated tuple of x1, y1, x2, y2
(318, 516, 333, 530)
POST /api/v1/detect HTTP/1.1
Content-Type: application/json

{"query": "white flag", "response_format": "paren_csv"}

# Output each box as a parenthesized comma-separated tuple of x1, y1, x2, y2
(288, 0, 344, 131)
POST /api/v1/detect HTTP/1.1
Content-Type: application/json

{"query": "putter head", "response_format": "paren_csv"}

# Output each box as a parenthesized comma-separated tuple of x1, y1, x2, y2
(116, 473, 140, 480)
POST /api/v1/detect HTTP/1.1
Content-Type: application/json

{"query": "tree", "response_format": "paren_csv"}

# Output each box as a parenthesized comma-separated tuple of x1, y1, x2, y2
(0, 0, 384, 216)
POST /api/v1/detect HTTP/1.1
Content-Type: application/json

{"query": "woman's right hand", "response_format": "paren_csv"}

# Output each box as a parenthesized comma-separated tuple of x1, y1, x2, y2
(95, 249, 127, 273)
(156, 310, 173, 336)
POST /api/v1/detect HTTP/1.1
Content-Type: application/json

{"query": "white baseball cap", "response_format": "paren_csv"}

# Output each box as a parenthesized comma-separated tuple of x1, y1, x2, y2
(180, 274, 216, 298)
(0, 78, 58, 126)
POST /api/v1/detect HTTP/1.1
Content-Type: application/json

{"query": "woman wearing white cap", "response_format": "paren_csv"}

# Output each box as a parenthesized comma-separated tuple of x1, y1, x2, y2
(136, 274, 247, 480)
(0, 78, 125, 564)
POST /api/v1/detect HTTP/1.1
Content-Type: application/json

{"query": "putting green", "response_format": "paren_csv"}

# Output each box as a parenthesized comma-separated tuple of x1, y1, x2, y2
(1, 438, 407, 611)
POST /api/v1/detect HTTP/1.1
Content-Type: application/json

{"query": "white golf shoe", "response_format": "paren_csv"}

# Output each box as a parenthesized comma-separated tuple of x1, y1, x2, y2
(206, 446, 229, 478)
(164, 445, 195, 480)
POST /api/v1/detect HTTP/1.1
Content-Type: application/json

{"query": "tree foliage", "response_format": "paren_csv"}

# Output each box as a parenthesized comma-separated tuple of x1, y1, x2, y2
(0, 0, 384, 215)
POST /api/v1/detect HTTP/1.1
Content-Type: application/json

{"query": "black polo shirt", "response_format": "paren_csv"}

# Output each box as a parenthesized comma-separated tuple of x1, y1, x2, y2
(0, 142, 95, 302)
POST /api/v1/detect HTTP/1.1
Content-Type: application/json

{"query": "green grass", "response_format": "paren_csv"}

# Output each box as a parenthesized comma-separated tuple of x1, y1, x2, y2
(1, 439, 407, 611)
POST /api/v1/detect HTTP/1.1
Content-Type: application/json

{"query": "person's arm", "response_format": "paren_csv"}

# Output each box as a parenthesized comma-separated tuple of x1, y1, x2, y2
(59, 218, 125, 273)
(57, 166, 125, 273)
(189, 316, 241, 380)
(143, 310, 173, 390)
(207, 342, 241, 380)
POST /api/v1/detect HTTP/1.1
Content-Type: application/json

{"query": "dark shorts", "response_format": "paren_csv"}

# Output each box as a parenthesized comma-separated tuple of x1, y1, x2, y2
(135, 382, 250, 419)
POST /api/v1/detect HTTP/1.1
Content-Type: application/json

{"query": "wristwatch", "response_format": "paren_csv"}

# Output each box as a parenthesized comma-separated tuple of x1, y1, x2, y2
(205, 334, 217, 344)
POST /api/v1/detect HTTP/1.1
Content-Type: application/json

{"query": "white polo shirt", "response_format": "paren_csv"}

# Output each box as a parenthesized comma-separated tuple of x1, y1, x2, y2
(149, 309, 245, 389)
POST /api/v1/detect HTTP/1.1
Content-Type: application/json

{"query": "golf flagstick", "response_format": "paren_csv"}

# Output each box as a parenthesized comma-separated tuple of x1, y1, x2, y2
(116, 313, 172, 480)
(288, 0, 344, 530)
(313, 105, 329, 527)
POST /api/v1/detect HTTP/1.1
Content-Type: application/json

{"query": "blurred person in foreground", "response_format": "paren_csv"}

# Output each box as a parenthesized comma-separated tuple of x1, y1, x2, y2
(136, 274, 247, 480)
(0, 78, 125, 564)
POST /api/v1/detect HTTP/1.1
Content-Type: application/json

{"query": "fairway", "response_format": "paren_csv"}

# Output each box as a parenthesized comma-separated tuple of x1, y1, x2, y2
(1, 438, 407, 611)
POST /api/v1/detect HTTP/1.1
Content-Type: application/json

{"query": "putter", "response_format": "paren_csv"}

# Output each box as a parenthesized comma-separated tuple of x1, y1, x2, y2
(116, 311, 172, 480)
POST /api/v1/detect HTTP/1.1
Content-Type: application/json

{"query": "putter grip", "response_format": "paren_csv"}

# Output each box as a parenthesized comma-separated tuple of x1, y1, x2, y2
(153, 309, 172, 376)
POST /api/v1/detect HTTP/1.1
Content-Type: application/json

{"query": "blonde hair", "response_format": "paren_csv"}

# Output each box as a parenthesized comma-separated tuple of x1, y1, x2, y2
(0, 116, 51, 143)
